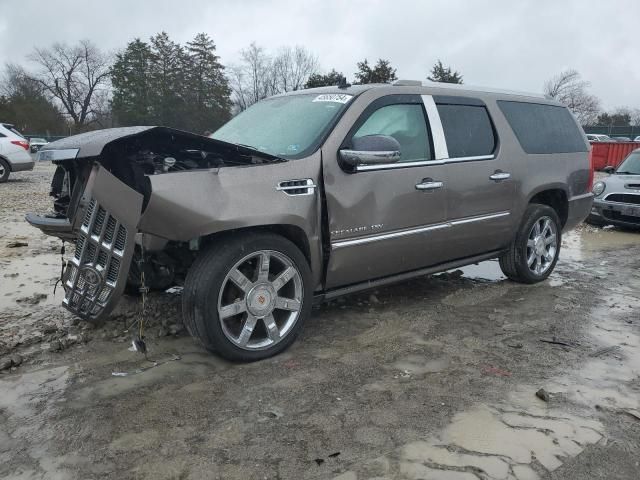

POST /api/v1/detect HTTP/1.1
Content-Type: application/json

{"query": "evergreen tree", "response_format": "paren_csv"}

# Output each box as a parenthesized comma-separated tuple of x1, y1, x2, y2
(354, 59, 397, 84)
(184, 33, 232, 133)
(111, 39, 153, 125)
(305, 69, 344, 88)
(148, 32, 187, 128)
(427, 60, 463, 84)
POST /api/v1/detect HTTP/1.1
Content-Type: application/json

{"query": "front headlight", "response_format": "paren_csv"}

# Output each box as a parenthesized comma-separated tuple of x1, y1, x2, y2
(592, 181, 606, 196)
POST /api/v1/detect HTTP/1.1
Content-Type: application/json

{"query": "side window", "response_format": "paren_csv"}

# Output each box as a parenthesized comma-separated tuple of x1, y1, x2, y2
(353, 104, 432, 162)
(497, 101, 588, 154)
(436, 104, 496, 158)
(0, 132, 5, 138)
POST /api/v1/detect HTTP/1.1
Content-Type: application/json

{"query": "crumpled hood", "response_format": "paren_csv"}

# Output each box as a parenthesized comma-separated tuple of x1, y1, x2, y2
(38, 126, 281, 162)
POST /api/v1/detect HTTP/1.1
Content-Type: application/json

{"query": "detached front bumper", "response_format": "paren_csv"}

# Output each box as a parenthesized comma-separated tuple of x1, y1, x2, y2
(589, 197, 640, 228)
(27, 165, 143, 320)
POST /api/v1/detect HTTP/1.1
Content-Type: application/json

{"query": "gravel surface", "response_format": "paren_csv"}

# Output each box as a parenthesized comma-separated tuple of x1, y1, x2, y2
(1, 162, 639, 480)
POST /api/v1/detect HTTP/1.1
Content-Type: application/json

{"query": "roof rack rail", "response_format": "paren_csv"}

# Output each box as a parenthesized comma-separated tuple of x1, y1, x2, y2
(392, 79, 423, 86)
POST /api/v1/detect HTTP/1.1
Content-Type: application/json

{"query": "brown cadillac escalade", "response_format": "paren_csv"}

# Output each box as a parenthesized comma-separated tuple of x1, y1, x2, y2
(27, 81, 593, 361)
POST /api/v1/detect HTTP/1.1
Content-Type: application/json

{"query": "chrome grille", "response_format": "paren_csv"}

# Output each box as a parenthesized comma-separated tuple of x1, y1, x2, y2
(62, 197, 129, 320)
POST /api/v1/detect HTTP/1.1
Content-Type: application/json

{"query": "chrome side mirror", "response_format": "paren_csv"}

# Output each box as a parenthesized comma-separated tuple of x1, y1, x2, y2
(339, 134, 401, 168)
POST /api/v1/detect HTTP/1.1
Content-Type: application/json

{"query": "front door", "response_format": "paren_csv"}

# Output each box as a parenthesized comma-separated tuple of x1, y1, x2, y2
(322, 94, 450, 289)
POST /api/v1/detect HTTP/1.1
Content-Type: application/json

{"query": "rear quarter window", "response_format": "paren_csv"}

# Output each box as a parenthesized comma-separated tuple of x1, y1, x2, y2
(436, 103, 496, 158)
(497, 101, 587, 154)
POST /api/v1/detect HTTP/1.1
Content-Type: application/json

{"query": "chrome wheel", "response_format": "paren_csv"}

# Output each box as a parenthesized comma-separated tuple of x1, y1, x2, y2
(526, 216, 557, 275)
(217, 250, 303, 351)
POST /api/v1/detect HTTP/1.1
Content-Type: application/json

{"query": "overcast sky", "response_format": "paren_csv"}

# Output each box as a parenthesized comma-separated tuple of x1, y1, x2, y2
(0, 0, 637, 110)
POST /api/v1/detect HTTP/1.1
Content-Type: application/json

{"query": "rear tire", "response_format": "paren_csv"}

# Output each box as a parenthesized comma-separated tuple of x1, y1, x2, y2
(182, 232, 312, 361)
(499, 204, 561, 284)
(0, 159, 10, 183)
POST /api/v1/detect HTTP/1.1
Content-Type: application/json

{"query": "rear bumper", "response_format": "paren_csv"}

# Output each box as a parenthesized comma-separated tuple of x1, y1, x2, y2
(11, 160, 35, 172)
(564, 193, 594, 231)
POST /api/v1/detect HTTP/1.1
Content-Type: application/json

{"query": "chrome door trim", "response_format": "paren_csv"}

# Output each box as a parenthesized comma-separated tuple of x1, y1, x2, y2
(421, 95, 449, 160)
(331, 211, 510, 249)
(449, 211, 510, 226)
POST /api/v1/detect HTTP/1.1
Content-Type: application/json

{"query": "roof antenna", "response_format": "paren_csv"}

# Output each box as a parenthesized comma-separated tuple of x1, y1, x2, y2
(337, 76, 351, 89)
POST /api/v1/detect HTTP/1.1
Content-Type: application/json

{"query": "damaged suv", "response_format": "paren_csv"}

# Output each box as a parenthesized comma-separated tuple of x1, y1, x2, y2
(27, 82, 593, 360)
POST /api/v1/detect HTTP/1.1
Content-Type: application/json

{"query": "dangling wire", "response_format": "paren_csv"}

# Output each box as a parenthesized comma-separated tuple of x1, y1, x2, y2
(134, 234, 149, 359)
(53, 240, 66, 296)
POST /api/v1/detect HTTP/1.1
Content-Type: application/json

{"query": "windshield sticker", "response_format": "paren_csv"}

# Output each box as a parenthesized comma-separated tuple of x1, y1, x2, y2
(313, 94, 353, 104)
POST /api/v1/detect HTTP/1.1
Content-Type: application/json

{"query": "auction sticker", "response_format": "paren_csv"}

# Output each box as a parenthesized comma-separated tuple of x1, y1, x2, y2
(313, 94, 353, 104)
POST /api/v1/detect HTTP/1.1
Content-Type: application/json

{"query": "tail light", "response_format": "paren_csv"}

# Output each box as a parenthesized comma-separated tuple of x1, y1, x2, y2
(11, 140, 30, 151)
(587, 147, 594, 191)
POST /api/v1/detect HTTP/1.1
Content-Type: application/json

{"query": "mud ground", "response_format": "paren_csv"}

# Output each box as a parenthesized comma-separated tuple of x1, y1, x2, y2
(1, 163, 639, 480)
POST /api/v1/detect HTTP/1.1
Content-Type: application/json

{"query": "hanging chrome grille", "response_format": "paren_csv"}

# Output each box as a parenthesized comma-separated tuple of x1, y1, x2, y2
(62, 198, 129, 320)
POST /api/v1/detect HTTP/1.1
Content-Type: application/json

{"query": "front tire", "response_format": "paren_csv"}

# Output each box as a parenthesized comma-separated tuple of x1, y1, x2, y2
(182, 233, 312, 361)
(0, 159, 10, 183)
(499, 204, 561, 284)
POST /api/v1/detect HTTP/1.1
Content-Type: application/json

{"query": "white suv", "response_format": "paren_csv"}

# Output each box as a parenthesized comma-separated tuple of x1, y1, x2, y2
(0, 123, 35, 182)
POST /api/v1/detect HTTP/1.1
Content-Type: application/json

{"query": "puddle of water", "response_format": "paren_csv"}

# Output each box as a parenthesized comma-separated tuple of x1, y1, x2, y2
(456, 260, 505, 282)
(0, 252, 61, 310)
(562, 227, 640, 262)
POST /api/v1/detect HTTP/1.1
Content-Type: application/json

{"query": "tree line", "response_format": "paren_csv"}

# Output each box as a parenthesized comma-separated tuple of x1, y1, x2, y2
(0, 32, 637, 136)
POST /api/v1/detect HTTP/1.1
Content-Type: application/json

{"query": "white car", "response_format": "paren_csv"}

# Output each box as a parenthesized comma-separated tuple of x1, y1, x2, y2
(29, 137, 49, 153)
(586, 134, 612, 142)
(634, 136, 640, 142)
(0, 123, 34, 182)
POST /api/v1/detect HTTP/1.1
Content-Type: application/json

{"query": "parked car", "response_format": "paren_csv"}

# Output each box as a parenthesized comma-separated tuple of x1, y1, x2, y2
(27, 82, 592, 360)
(29, 137, 49, 153)
(588, 148, 640, 228)
(612, 136, 632, 142)
(0, 123, 35, 183)
(586, 134, 612, 142)
(634, 136, 640, 142)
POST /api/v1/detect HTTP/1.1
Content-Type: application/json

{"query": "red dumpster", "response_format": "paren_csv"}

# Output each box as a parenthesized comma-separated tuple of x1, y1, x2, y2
(590, 142, 640, 171)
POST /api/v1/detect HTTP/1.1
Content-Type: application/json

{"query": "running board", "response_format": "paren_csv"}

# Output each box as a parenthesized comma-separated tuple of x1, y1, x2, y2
(314, 250, 505, 303)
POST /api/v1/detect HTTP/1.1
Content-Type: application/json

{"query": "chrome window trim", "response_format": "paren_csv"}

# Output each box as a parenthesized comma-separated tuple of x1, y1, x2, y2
(331, 211, 510, 249)
(421, 95, 449, 160)
(355, 154, 496, 172)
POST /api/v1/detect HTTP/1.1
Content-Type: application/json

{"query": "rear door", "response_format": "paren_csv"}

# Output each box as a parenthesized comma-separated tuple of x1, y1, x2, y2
(322, 94, 450, 289)
(434, 97, 516, 256)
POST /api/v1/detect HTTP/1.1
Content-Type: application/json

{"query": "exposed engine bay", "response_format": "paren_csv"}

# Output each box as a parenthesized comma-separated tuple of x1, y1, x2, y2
(27, 126, 287, 320)
(46, 126, 284, 219)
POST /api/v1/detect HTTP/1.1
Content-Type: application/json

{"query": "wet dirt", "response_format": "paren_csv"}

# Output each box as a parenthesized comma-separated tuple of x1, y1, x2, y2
(1, 164, 640, 479)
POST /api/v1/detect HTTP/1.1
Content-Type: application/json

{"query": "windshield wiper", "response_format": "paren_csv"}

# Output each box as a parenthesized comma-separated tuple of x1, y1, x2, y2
(615, 171, 640, 175)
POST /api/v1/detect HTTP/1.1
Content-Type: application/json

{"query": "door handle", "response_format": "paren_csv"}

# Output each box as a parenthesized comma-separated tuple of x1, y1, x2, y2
(415, 179, 444, 191)
(489, 172, 511, 181)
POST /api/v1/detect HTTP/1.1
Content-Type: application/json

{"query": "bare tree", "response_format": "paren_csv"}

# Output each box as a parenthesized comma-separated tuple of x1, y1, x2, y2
(229, 43, 274, 111)
(629, 108, 640, 127)
(543, 69, 601, 125)
(272, 46, 319, 92)
(27, 40, 112, 130)
(229, 43, 320, 111)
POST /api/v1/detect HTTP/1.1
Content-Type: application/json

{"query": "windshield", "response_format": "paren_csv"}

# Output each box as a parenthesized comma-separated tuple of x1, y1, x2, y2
(212, 93, 353, 159)
(616, 152, 640, 175)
